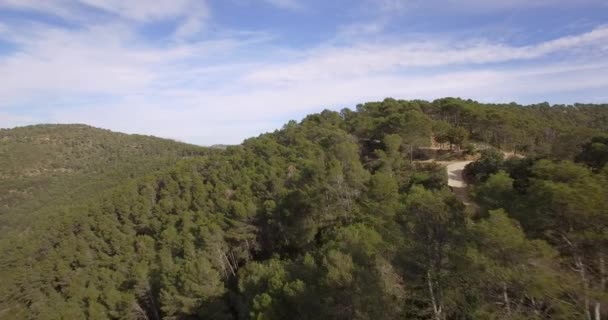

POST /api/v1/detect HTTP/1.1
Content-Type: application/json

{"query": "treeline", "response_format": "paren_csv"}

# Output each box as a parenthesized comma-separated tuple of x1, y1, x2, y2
(349, 98, 608, 157)
(0, 98, 607, 319)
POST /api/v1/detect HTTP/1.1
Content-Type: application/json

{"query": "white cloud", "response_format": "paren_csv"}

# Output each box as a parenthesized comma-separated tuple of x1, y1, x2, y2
(334, 21, 388, 41)
(40, 61, 608, 145)
(174, 14, 208, 40)
(245, 26, 608, 85)
(78, 0, 199, 21)
(0, 0, 210, 38)
(0, 0, 79, 20)
(0, 0, 207, 21)
(0, 25, 154, 103)
(0, 20, 257, 107)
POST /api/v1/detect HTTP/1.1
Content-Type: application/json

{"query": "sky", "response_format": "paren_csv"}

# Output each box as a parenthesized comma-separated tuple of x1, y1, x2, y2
(0, 0, 607, 145)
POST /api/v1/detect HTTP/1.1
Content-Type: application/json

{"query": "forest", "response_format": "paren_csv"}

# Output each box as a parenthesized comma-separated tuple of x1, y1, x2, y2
(0, 98, 607, 320)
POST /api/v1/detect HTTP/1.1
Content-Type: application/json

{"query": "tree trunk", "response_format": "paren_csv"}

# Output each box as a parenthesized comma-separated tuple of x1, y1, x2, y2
(575, 256, 592, 320)
(410, 145, 413, 164)
(224, 251, 236, 276)
(599, 254, 606, 320)
(503, 282, 512, 318)
(601, 254, 606, 293)
(218, 248, 236, 277)
(427, 270, 442, 320)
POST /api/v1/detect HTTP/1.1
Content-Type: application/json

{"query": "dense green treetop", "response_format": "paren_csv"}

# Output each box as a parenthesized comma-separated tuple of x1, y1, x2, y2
(0, 124, 208, 233)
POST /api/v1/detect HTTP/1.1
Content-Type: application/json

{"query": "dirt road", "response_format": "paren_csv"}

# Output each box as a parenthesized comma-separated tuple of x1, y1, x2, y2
(445, 152, 519, 206)
(417, 150, 518, 207)
(446, 161, 473, 188)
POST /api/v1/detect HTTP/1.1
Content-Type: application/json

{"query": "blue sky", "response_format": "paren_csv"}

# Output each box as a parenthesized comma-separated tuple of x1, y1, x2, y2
(0, 0, 607, 145)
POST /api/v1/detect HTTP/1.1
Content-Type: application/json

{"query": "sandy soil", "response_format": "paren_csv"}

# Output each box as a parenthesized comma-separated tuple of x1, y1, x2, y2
(446, 160, 473, 188)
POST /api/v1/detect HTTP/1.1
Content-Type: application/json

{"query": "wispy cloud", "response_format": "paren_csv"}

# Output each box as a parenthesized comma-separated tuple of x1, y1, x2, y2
(0, 0, 211, 38)
(334, 21, 389, 41)
(42, 61, 608, 144)
(78, 0, 202, 21)
(0, 0, 80, 20)
(0, 0, 206, 20)
(245, 26, 608, 85)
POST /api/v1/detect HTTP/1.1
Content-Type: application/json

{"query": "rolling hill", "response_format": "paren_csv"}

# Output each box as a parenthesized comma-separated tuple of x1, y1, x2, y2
(0, 124, 208, 233)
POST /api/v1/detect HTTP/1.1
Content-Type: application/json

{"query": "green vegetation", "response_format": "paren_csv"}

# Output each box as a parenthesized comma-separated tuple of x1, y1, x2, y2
(0, 98, 607, 319)
(0, 124, 208, 232)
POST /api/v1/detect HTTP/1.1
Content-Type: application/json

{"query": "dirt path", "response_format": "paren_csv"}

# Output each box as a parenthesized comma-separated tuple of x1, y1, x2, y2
(446, 161, 473, 188)
(445, 160, 474, 206)
(414, 150, 519, 207)
(414, 159, 474, 205)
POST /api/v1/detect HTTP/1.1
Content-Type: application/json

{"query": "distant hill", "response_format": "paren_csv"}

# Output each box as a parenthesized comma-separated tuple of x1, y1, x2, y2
(0, 124, 208, 231)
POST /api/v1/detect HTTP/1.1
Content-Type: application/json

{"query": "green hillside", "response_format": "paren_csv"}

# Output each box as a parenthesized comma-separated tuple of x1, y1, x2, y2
(0, 124, 208, 232)
(1, 99, 607, 320)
